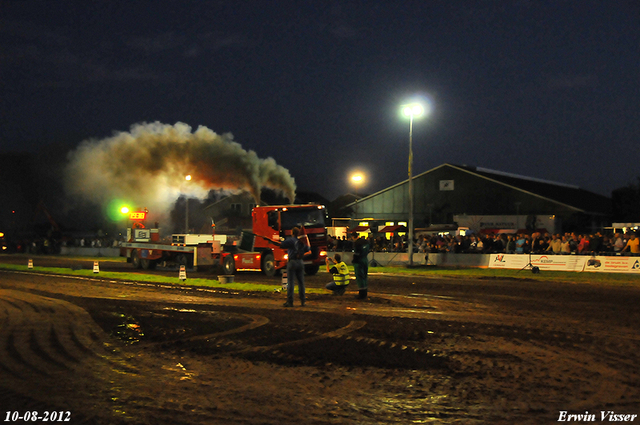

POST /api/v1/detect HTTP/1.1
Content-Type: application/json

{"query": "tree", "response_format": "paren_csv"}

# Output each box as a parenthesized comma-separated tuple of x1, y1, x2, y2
(612, 178, 640, 222)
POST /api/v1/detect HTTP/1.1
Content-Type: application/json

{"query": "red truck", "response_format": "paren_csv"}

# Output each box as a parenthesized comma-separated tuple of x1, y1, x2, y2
(120, 204, 328, 276)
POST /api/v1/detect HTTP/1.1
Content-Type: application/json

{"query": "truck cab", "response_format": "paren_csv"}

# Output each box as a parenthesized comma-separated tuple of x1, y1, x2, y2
(250, 204, 328, 275)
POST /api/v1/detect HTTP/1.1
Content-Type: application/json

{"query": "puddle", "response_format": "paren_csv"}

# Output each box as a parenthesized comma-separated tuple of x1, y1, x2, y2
(111, 313, 145, 344)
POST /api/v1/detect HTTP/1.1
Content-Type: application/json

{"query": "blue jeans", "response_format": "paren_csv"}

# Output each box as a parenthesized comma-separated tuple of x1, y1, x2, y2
(287, 259, 305, 304)
(326, 281, 348, 294)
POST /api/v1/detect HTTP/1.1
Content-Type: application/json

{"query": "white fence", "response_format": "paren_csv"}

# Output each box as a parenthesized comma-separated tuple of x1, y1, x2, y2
(337, 251, 640, 274)
(58, 247, 640, 274)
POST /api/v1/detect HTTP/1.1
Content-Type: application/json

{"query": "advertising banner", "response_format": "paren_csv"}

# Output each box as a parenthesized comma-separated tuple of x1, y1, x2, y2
(489, 254, 531, 270)
(583, 256, 640, 274)
(488, 254, 587, 272)
(488, 254, 640, 274)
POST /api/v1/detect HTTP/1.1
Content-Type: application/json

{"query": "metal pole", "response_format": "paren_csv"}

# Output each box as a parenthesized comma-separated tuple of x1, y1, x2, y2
(184, 175, 192, 234)
(408, 115, 414, 266)
(354, 187, 358, 219)
(185, 198, 189, 234)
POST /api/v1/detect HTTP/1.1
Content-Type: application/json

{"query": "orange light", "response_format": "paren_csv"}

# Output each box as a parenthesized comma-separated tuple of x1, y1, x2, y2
(129, 211, 147, 220)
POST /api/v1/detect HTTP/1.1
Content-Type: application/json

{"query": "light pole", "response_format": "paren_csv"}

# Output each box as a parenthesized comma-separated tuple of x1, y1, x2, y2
(401, 103, 425, 266)
(119, 206, 130, 241)
(185, 175, 192, 233)
(351, 173, 364, 219)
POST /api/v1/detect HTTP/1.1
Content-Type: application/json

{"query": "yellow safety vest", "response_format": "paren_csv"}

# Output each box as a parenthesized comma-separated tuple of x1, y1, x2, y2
(332, 261, 350, 286)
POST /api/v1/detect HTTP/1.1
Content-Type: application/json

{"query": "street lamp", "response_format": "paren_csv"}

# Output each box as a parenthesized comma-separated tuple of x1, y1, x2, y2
(401, 102, 426, 266)
(117, 205, 131, 241)
(351, 173, 364, 218)
(184, 175, 192, 233)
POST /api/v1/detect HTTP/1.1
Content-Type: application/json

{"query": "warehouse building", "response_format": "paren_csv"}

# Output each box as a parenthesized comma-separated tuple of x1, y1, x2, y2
(347, 163, 611, 235)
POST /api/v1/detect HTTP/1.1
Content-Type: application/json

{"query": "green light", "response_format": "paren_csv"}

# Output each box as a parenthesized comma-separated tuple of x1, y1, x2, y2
(106, 199, 132, 222)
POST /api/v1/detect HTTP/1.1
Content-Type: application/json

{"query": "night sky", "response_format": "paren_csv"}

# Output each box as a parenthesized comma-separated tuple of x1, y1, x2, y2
(1, 1, 639, 202)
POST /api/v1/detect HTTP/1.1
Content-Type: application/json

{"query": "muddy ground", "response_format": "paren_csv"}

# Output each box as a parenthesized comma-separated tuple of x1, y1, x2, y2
(1, 255, 639, 424)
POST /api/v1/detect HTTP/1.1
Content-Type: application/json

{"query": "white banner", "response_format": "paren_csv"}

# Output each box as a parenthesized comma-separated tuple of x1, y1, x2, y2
(488, 253, 640, 274)
(489, 254, 530, 269)
(583, 256, 640, 274)
(489, 254, 587, 272)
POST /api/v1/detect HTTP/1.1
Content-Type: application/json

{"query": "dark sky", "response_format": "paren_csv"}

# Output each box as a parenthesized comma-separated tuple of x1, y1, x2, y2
(1, 0, 639, 201)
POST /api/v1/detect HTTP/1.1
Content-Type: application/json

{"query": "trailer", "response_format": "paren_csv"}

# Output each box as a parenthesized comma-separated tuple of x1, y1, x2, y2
(119, 204, 329, 276)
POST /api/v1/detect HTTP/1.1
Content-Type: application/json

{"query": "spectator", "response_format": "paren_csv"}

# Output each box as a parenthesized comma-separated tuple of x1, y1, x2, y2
(568, 233, 579, 253)
(601, 235, 613, 253)
(622, 233, 640, 255)
(546, 234, 562, 254)
(560, 236, 571, 254)
(577, 235, 590, 254)
(590, 232, 603, 254)
(506, 235, 516, 254)
(613, 233, 625, 253)
(531, 232, 544, 253)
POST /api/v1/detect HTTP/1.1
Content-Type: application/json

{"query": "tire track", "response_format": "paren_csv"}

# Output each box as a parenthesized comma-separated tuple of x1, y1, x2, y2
(136, 312, 271, 348)
(233, 319, 367, 353)
(0, 289, 137, 382)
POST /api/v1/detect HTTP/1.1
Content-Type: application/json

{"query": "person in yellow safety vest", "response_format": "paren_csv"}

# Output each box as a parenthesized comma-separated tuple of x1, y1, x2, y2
(325, 254, 350, 295)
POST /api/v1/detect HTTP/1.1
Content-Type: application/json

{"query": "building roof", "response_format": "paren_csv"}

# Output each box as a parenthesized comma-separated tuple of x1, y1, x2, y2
(354, 163, 611, 215)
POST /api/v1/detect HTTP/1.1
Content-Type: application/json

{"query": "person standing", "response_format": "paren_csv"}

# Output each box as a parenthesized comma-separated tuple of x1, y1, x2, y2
(325, 254, 350, 295)
(351, 232, 370, 299)
(515, 234, 526, 254)
(622, 232, 640, 255)
(280, 227, 310, 307)
(546, 234, 562, 254)
(613, 233, 625, 253)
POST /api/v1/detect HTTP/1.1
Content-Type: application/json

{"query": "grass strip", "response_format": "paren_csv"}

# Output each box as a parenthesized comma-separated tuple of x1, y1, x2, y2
(2, 256, 640, 290)
(0, 262, 303, 293)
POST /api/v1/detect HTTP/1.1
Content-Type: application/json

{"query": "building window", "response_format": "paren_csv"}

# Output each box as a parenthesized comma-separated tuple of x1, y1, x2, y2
(231, 203, 242, 214)
(439, 180, 454, 191)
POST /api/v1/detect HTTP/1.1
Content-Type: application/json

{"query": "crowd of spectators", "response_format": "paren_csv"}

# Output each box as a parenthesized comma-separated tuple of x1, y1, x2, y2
(5, 236, 122, 254)
(328, 231, 640, 256)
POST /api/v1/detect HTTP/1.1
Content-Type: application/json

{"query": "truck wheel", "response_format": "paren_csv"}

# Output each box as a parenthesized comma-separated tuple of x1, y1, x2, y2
(141, 258, 156, 270)
(305, 264, 320, 275)
(261, 252, 276, 277)
(131, 250, 142, 269)
(222, 255, 235, 275)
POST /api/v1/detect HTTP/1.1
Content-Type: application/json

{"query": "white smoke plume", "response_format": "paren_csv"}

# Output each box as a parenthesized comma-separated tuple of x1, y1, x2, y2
(64, 122, 296, 219)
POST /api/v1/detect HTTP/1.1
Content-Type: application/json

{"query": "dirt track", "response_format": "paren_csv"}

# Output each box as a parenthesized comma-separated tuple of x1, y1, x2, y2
(1, 256, 639, 424)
